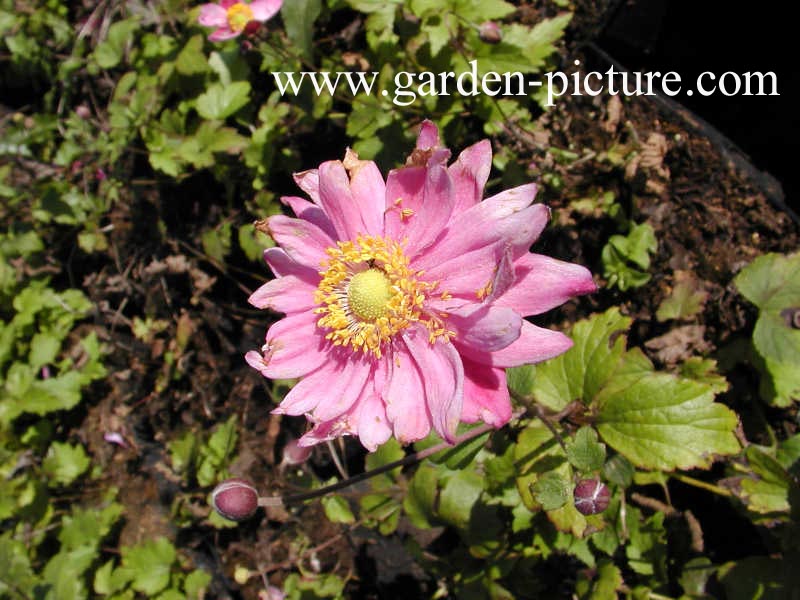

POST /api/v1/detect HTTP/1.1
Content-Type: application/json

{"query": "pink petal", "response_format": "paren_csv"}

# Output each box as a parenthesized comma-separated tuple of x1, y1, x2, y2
(496, 253, 597, 316)
(458, 320, 573, 368)
(460, 359, 512, 427)
(311, 359, 371, 422)
(448, 139, 492, 214)
(385, 164, 454, 256)
(297, 418, 353, 447)
(416, 120, 440, 150)
(248, 275, 317, 313)
(355, 389, 392, 451)
(422, 241, 507, 300)
(317, 160, 372, 241)
(343, 152, 386, 237)
(402, 329, 463, 443)
(267, 214, 335, 269)
(384, 346, 432, 443)
(448, 303, 522, 353)
(280, 196, 337, 239)
(250, 0, 282, 21)
(415, 189, 548, 270)
(198, 4, 228, 27)
(294, 169, 320, 203)
(274, 361, 341, 415)
(208, 27, 241, 41)
(263, 247, 318, 280)
(248, 312, 328, 379)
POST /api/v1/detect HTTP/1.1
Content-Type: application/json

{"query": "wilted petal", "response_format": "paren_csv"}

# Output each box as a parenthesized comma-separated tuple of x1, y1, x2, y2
(343, 150, 386, 237)
(355, 389, 392, 451)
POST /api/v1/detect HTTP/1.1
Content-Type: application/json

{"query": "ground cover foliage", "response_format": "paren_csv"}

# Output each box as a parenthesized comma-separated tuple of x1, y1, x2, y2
(1, 0, 799, 598)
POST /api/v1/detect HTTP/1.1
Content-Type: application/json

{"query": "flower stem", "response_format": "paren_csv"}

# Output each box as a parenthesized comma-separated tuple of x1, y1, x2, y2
(257, 422, 496, 508)
(671, 473, 732, 498)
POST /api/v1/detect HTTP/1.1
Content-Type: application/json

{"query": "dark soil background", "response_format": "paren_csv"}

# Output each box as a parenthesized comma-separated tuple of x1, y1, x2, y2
(597, 0, 798, 214)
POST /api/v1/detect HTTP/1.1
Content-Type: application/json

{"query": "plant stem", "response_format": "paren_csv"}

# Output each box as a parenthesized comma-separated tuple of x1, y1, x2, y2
(671, 473, 732, 498)
(257, 422, 496, 507)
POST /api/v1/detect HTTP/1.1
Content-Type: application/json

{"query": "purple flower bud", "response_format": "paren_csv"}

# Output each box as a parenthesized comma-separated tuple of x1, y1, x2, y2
(478, 21, 502, 44)
(281, 438, 312, 467)
(75, 105, 91, 119)
(574, 479, 610, 515)
(211, 478, 259, 521)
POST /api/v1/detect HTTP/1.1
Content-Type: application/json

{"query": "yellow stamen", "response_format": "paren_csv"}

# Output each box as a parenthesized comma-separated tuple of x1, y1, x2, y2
(314, 235, 452, 357)
(226, 3, 254, 32)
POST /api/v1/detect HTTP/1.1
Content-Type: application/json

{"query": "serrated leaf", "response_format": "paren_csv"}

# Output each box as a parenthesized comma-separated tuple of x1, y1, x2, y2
(566, 427, 606, 473)
(42, 441, 90, 486)
(531, 471, 569, 511)
(94, 19, 139, 69)
(123, 538, 176, 596)
(734, 252, 800, 406)
(596, 373, 740, 470)
(602, 221, 657, 291)
(528, 307, 634, 411)
(195, 82, 251, 120)
(175, 35, 209, 75)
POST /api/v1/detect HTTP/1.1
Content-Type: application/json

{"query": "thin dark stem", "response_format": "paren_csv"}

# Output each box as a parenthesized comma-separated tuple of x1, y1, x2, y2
(257, 422, 496, 507)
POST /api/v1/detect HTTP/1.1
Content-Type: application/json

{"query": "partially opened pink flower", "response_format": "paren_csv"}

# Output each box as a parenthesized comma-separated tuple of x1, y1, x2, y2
(198, 0, 281, 41)
(247, 121, 596, 451)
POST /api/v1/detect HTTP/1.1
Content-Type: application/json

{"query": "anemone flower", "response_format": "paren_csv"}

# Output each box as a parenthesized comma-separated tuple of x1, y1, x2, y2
(198, 0, 281, 41)
(247, 121, 596, 451)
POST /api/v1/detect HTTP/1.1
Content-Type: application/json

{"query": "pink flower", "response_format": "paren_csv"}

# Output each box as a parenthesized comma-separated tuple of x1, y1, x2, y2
(198, 0, 282, 41)
(247, 121, 596, 451)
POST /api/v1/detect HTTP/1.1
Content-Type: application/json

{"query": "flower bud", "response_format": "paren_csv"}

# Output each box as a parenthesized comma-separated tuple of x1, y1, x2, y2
(211, 478, 259, 521)
(478, 21, 502, 44)
(573, 479, 610, 515)
(281, 438, 312, 467)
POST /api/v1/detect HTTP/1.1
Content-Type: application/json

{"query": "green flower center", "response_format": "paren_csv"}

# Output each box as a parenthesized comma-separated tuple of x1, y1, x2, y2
(226, 3, 254, 32)
(347, 268, 392, 322)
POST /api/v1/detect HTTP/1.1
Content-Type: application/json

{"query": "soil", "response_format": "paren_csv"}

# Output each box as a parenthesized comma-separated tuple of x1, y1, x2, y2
(47, 1, 800, 598)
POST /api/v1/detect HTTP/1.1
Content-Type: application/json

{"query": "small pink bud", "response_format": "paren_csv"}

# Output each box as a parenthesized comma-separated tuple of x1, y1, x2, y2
(75, 105, 91, 119)
(281, 438, 312, 467)
(574, 479, 610, 515)
(211, 478, 259, 521)
(40, 365, 51, 379)
(244, 20, 261, 36)
(478, 21, 502, 44)
(259, 586, 286, 600)
(70, 160, 83, 175)
(103, 431, 128, 448)
(95, 168, 107, 181)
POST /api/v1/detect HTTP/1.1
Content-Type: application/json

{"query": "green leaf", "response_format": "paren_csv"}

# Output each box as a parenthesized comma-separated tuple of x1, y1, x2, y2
(281, 0, 322, 58)
(531, 471, 569, 511)
(602, 222, 657, 291)
(122, 538, 176, 596)
(532, 309, 740, 471)
(59, 503, 124, 551)
(403, 462, 439, 529)
(734, 252, 800, 406)
(656, 278, 708, 321)
(94, 19, 139, 69)
(321, 495, 356, 524)
(195, 82, 251, 120)
(596, 373, 740, 471)
(42, 545, 96, 599)
(184, 570, 212, 599)
(175, 35, 209, 76)
(566, 427, 606, 473)
(729, 447, 793, 515)
(438, 468, 483, 531)
(42, 441, 90, 486)
(527, 307, 634, 412)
